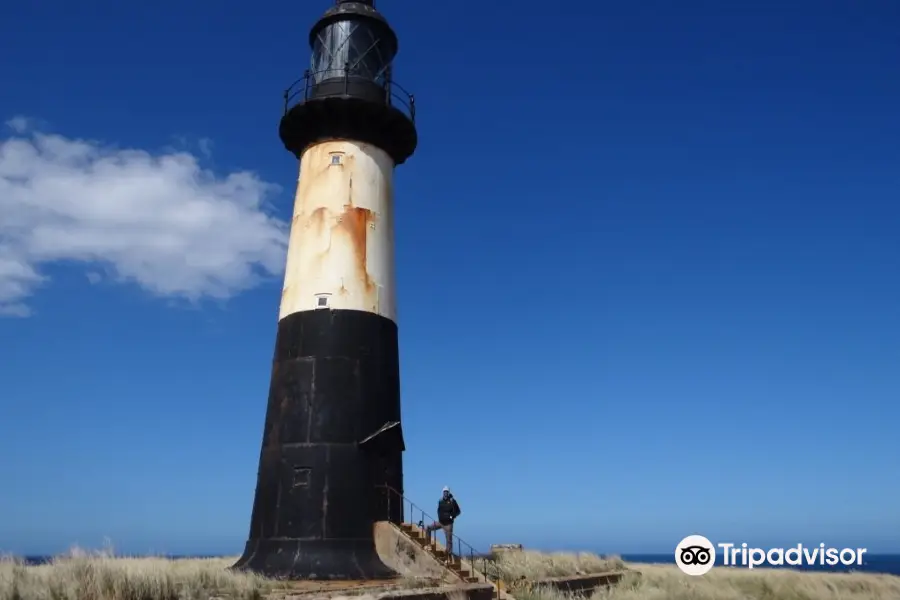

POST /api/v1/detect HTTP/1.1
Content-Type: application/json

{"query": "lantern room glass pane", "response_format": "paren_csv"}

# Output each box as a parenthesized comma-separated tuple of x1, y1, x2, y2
(310, 21, 393, 84)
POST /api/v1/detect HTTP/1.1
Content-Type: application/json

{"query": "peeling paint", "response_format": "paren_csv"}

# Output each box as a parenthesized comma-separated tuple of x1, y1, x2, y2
(280, 140, 396, 323)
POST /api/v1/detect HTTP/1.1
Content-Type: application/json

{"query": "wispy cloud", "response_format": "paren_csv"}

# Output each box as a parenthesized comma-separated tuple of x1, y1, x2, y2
(6, 116, 31, 133)
(0, 117, 289, 316)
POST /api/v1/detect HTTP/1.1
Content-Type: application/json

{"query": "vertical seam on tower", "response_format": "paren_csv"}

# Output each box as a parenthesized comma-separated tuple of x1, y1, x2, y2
(321, 444, 330, 538)
(307, 357, 316, 443)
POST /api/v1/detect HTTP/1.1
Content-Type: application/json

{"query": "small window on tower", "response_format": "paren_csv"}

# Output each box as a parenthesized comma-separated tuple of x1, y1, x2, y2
(292, 467, 311, 488)
(315, 292, 332, 308)
(331, 154, 342, 165)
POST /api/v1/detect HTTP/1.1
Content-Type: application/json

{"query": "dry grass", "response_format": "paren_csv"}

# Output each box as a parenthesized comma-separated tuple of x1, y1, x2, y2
(0, 545, 444, 600)
(510, 558, 900, 600)
(0, 549, 283, 600)
(0, 548, 277, 600)
(489, 550, 626, 583)
(3, 548, 899, 600)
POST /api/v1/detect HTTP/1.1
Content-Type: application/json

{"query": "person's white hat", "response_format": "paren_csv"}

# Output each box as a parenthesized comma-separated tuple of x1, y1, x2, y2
(442, 486, 450, 492)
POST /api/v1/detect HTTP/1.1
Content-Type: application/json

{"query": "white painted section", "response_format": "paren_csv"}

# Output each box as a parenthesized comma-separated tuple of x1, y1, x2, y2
(279, 140, 397, 323)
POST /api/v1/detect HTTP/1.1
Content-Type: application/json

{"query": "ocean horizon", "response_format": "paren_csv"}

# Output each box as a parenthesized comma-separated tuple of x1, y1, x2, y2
(14, 553, 900, 576)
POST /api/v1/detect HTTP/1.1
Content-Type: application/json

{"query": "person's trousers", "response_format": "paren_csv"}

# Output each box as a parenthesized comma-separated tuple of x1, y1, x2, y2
(425, 521, 454, 556)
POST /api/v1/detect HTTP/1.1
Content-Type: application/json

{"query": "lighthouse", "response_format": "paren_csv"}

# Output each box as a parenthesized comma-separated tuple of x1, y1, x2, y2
(233, 0, 417, 579)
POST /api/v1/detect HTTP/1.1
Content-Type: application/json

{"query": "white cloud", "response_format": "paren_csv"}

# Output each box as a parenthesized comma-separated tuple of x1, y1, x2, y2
(0, 117, 289, 316)
(6, 116, 31, 134)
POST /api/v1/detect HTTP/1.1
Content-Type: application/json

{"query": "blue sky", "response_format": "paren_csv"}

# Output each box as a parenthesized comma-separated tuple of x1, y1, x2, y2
(1, 0, 898, 557)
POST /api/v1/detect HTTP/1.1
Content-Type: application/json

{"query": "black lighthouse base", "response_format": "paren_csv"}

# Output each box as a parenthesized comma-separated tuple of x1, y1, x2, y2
(232, 538, 397, 580)
(233, 308, 406, 581)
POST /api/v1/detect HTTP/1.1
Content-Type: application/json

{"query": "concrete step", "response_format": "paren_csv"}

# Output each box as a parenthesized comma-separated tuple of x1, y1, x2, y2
(401, 523, 428, 536)
(397, 522, 488, 588)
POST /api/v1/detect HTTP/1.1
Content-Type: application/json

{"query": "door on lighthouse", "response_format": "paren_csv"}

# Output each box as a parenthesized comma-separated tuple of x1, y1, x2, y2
(359, 420, 405, 523)
(369, 453, 402, 523)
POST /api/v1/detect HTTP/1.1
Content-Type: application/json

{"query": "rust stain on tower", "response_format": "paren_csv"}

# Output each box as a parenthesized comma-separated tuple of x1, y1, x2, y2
(280, 139, 385, 318)
(336, 203, 377, 294)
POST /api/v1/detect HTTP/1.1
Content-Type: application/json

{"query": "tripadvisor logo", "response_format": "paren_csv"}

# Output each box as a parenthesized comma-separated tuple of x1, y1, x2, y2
(675, 535, 715, 576)
(674, 535, 868, 575)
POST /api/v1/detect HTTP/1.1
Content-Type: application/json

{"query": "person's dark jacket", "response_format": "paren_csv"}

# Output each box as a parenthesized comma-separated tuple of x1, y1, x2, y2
(437, 494, 461, 526)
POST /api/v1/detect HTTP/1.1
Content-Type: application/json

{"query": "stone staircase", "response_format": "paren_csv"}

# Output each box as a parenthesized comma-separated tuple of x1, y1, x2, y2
(397, 522, 515, 600)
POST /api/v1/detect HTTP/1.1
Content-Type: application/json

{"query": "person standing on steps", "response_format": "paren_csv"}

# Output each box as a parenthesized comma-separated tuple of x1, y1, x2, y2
(425, 486, 461, 560)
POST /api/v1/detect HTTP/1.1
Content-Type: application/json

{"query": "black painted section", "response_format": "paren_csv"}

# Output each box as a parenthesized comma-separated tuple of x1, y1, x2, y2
(233, 308, 405, 579)
(280, 92, 417, 165)
(309, 1, 394, 51)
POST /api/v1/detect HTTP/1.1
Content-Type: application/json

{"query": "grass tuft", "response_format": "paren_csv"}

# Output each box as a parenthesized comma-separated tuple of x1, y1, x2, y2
(0, 548, 276, 600)
(489, 550, 625, 584)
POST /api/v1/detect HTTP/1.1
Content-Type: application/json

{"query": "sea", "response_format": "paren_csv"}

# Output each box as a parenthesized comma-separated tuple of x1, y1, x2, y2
(16, 553, 900, 576)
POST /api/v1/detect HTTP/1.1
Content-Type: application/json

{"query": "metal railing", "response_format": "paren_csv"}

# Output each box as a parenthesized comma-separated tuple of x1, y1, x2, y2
(375, 484, 504, 587)
(282, 67, 415, 123)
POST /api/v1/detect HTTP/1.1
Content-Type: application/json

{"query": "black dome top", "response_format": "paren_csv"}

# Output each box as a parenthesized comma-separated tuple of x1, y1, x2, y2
(309, 1, 394, 48)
